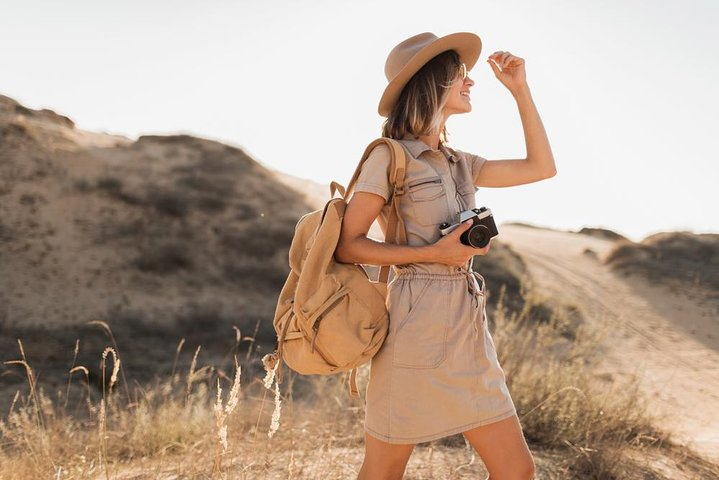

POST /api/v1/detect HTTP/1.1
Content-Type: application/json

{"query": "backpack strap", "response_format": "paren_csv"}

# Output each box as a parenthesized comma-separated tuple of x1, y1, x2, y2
(376, 139, 409, 283)
(330, 181, 345, 198)
(348, 367, 359, 398)
(342, 138, 409, 284)
(344, 137, 407, 204)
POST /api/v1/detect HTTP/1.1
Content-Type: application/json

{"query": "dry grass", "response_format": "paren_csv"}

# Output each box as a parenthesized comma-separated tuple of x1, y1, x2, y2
(489, 288, 676, 478)
(1, 293, 718, 479)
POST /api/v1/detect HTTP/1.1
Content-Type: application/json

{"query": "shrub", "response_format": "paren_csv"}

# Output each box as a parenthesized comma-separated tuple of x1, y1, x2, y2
(133, 242, 193, 274)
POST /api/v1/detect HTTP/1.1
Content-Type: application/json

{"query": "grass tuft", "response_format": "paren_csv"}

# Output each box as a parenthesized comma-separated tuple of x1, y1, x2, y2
(1, 286, 717, 479)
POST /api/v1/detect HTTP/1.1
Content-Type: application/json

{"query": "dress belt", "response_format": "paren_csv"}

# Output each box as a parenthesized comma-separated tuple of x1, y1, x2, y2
(393, 265, 486, 309)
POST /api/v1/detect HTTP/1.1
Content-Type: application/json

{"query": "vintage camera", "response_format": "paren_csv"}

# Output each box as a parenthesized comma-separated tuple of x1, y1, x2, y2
(438, 207, 498, 248)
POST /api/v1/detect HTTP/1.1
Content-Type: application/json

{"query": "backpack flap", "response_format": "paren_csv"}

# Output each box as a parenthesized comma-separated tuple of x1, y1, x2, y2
(294, 199, 345, 311)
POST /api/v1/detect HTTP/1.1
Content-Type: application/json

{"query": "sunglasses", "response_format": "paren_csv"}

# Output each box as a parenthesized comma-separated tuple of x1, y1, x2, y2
(458, 63, 468, 81)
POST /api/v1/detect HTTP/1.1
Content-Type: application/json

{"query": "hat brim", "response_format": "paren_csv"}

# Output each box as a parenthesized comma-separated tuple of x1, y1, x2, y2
(378, 32, 482, 117)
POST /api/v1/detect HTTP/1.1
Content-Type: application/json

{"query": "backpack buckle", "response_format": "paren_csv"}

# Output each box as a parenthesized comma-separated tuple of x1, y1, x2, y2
(394, 184, 406, 196)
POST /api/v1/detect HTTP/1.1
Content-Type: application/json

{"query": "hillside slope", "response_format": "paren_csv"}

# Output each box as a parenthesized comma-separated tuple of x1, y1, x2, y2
(0, 94, 312, 333)
(499, 223, 719, 463)
(0, 95, 316, 410)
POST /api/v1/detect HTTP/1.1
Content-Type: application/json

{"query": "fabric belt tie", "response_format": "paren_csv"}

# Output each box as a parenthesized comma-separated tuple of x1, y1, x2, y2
(459, 268, 486, 336)
(459, 268, 485, 309)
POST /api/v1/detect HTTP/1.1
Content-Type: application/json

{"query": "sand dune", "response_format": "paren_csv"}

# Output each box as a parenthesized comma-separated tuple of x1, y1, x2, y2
(0, 94, 310, 334)
(499, 224, 719, 462)
(0, 94, 315, 406)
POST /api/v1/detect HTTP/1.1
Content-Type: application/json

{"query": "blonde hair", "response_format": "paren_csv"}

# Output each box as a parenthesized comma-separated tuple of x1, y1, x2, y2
(381, 50, 463, 146)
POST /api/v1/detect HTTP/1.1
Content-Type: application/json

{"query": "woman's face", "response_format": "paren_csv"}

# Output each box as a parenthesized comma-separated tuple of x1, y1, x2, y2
(443, 65, 475, 116)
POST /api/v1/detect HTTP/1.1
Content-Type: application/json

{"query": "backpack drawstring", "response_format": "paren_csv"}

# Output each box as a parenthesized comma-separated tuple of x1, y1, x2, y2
(272, 299, 295, 386)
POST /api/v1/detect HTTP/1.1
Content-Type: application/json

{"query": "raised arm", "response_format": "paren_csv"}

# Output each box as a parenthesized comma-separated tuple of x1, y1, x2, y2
(474, 52, 556, 188)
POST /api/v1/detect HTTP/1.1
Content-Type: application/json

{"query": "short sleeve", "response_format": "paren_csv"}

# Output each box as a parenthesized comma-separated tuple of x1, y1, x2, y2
(352, 143, 393, 203)
(453, 148, 488, 185)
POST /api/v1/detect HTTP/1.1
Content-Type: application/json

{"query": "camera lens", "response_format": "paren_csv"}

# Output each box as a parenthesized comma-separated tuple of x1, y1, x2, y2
(466, 224, 491, 248)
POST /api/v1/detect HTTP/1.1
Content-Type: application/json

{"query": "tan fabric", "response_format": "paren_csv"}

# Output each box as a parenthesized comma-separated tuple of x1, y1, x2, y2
(353, 136, 517, 444)
(353, 134, 487, 274)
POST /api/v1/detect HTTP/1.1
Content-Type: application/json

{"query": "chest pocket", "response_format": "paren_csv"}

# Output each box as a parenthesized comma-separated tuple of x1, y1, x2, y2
(407, 175, 450, 226)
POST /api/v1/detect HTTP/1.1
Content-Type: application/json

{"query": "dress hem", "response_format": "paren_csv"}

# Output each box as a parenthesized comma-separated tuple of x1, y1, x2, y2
(364, 405, 517, 445)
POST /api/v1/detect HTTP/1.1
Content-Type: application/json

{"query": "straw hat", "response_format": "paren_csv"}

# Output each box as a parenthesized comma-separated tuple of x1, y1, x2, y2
(378, 32, 482, 117)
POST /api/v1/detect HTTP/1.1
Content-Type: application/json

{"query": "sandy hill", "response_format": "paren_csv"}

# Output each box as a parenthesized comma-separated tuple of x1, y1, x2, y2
(0, 94, 314, 395)
(498, 223, 719, 462)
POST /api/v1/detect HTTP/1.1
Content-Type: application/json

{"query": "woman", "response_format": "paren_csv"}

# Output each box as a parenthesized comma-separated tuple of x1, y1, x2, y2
(335, 32, 555, 480)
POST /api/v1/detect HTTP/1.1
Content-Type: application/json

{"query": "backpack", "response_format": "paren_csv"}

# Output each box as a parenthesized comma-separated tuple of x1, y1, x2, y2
(268, 137, 409, 398)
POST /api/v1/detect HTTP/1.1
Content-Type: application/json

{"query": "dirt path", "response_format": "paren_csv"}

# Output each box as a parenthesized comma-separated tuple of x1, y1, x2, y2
(499, 224, 719, 463)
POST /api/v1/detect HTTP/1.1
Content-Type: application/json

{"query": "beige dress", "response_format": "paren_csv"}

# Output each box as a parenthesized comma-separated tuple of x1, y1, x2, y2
(352, 134, 517, 444)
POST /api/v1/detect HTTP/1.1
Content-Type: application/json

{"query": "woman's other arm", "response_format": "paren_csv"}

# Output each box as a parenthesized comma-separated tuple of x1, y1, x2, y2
(334, 191, 482, 267)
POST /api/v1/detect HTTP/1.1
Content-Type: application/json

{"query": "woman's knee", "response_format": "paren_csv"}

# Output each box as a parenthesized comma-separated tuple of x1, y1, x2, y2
(462, 415, 536, 479)
(515, 455, 536, 480)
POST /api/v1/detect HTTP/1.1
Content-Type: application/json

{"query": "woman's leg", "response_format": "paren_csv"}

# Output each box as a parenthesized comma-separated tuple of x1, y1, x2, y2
(462, 414, 535, 480)
(357, 431, 416, 480)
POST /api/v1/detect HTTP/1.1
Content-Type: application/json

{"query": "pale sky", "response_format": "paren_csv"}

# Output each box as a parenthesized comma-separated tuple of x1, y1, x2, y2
(2, 0, 717, 242)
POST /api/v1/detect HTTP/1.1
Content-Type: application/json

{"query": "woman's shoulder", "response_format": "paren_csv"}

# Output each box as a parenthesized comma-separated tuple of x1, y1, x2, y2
(445, 144, 487, 163)
(363, 139, 393, 166)
(357, 140, 393, 180)
(444, 144, 488, 184)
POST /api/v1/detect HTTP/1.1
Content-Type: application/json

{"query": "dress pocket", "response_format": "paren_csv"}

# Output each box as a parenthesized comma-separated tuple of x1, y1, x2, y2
(407, 175, 449, 226)
(392, 280, 449, 369)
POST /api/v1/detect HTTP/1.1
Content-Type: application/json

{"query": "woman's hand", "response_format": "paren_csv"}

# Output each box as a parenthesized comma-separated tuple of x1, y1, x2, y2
(487, 51, 527, 96)
(429, 220, 491, 267)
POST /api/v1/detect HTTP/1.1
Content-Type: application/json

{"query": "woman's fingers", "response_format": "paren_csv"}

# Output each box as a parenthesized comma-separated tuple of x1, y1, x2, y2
(436, 221, 494, 264)
(473, 238, 492, 256)
(474, 245, 489, 256)
(488, 51, 516, 68)
(481, 241, 491, 255)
